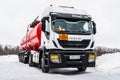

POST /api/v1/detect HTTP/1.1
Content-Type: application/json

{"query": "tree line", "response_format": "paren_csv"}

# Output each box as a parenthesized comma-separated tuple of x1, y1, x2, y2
(0, 44, 20, 55)
(0, 44, 120, 56)
(94, 46, 120, 56)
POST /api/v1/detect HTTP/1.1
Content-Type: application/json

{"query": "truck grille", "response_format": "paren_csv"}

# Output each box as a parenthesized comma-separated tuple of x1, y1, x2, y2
(58, 39, 90, 48)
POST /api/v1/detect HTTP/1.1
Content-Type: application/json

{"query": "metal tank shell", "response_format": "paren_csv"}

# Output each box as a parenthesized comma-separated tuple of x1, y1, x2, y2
(20, 22, 42, 51)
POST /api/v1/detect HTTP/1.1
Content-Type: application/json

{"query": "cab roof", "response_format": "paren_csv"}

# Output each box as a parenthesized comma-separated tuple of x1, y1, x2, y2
(42, 5, 90, 18)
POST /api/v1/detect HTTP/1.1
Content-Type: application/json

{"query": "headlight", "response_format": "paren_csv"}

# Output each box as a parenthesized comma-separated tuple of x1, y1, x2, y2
(50, 54, 61, 63)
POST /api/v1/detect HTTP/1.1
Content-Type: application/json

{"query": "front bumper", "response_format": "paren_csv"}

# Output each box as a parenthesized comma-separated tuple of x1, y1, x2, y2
(47, 49, 96, 68)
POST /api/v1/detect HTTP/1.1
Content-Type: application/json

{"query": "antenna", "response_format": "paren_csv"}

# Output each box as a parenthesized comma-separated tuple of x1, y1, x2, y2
(33, 16, 39, 22)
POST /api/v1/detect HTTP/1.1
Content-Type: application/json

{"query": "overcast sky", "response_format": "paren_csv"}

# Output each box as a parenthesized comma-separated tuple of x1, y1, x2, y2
(0, 0, 120, 48)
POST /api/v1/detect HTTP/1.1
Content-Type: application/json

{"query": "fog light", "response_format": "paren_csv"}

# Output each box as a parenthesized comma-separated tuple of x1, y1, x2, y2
(51, 55, 59, 59)
(50, 54, 61, 63)
(89, 54, 96, 62)
(89, 54, 96, 59)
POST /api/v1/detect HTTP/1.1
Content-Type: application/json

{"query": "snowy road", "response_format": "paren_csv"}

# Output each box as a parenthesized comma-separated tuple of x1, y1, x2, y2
(0, 55, 120, 80)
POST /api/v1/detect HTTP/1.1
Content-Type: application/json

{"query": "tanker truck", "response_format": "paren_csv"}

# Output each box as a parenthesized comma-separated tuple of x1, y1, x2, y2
(18, 5, 96, 73)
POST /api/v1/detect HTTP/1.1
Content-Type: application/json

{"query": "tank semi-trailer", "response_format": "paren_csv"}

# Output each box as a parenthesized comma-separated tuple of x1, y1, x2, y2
(18, 5, 97, 73)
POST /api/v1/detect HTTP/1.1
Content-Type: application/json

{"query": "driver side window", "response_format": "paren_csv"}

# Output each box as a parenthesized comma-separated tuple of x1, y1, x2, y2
(45, 20, 50, 39)
(45, 20, 50, 33)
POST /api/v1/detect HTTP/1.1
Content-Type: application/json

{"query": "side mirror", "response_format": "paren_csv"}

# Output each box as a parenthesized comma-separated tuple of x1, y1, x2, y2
(42, 17, 49, 22)
(41, 17, 49, 32)
(92, 21, 96, 35)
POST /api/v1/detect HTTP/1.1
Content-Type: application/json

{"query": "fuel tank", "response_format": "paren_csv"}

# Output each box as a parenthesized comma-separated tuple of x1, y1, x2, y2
(20, 22, 42, 51)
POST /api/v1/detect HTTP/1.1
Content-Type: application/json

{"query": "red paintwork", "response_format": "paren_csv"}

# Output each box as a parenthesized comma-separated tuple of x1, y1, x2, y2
(20, 22, 42, 51)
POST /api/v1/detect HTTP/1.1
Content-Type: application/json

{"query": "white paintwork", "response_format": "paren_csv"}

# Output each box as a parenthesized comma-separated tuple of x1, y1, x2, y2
(52, 32, 94, 50)
(40, 6, 94, 50)
(68, 35, 85, 41)
(42, 6, 90, 18)
(31, 50, 39, 63)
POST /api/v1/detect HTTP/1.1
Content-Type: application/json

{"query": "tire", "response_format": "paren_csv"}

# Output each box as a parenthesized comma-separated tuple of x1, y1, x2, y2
(18, 54, 21, 62)
(77, 67, 87, 72)
(18, 56, 21, 62)
(24, 52, 29, 64)
(41, 52, 49, 73)
(28, 54, 34, 67)
(23, 57, 28, 64)
(19, 53, 23, 63)
(38, 50, 42, 68)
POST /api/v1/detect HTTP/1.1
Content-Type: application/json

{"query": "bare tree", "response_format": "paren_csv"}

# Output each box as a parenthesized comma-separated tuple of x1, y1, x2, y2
(94, 46, 120, 56)
(0, 44, 20, 55)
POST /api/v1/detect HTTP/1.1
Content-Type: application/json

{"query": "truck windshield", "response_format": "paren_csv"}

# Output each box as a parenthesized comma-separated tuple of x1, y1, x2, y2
(52, 19, 92, 35)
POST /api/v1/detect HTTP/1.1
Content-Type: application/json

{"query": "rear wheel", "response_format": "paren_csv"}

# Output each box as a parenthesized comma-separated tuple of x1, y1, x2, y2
(41, 52, 49, 73)
(28, 53, 35, 67)
(77, 67, 87, 72)
(18, 53, 21, 62)
(19, 53, 24, 62)
(23, 52, 29, 64)
(23, 56, 28, 64)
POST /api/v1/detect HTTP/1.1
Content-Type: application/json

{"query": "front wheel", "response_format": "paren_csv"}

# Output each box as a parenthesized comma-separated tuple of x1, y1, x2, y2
(77, 67, 87, 72)
(41, 53, 49, 73)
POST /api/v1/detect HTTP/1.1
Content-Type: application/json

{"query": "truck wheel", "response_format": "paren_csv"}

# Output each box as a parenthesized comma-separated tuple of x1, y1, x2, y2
(41, 53, 49, 73)
(28, 54, 34, 67)
(22, 52, 28, 64)
(19, 56, 21, 62)
(18, 54, 21, 62)
(23, 57, 28, 64)
(77, 67, 87, 72)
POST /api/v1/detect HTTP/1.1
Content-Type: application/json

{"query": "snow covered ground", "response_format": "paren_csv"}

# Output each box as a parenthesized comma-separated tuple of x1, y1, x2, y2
(0, 53, 120, 80)
(96, 52, 120, 80)
(96, 52, 120, 72)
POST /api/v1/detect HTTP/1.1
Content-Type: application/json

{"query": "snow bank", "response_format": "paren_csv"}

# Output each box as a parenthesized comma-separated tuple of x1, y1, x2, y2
(0, 55, 18, 62)
(96, 52, 120, 73)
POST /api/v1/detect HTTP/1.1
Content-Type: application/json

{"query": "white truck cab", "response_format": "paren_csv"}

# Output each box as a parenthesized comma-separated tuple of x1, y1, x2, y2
(39, 6, 96, 72)
(41, 6, 96, 50)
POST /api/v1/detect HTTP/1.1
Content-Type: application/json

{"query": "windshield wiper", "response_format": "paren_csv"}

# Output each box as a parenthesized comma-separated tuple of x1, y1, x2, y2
(59, 31, 70, 33)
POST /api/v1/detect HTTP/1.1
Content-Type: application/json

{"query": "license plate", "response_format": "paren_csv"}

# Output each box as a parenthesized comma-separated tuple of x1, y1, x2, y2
(69, 55, 80, 59)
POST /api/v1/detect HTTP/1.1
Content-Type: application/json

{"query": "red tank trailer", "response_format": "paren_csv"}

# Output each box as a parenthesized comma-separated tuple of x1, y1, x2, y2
(20, 23, 42, 51)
